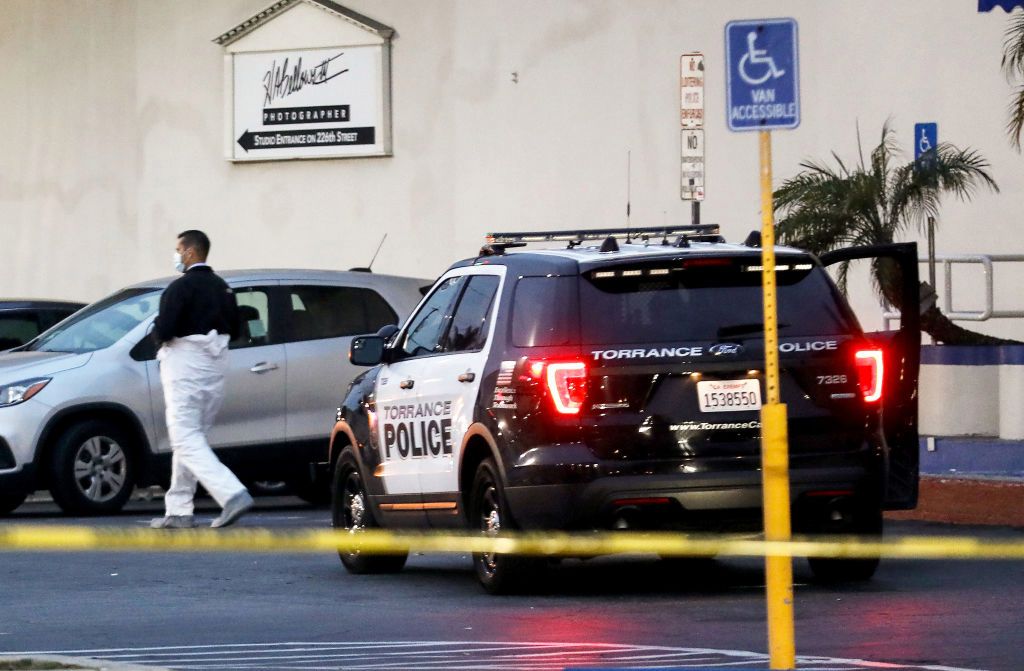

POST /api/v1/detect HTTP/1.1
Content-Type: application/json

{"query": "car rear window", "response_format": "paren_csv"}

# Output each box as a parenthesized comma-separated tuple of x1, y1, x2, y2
(511, 276, 578, 347)
(578, 259, 856, 344)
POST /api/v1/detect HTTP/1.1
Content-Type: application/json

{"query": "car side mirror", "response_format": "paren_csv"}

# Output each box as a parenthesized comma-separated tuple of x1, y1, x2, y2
(350, 335, 385, 366)
(130, 336, 158, 362)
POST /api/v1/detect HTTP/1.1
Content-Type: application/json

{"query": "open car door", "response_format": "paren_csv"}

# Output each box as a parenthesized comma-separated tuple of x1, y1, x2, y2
(819, 242, 920, 510)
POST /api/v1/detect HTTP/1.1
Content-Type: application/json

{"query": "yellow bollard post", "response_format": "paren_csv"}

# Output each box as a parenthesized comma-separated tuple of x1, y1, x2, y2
(759, 128, 796, 670)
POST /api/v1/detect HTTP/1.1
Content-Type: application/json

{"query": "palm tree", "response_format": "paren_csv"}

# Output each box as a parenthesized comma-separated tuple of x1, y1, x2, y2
(774, 122, 1011, 345)
(1002, 12, 1024, 149)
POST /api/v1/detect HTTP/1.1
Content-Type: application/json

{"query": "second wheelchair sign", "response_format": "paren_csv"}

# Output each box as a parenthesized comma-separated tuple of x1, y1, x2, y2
(725, 17, 800, 131)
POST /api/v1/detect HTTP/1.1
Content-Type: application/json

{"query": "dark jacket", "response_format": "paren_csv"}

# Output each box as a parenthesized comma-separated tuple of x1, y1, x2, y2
(153, 266, 241, 344)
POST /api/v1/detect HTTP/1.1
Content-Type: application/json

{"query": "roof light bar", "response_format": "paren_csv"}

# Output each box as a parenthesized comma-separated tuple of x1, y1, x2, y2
(484, 225, 721, 245)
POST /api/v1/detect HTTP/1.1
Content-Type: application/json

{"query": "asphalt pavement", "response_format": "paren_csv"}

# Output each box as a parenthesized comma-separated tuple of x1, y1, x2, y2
(1, 497, 1023, 671)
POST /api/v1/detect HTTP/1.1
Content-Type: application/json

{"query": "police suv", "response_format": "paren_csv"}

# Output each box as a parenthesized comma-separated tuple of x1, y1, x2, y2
(328, 226, 920, 593)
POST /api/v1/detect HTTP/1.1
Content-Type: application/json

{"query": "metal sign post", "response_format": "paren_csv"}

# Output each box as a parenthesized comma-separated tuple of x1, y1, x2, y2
(757, 128, 795, 671)
(726, 17, 800, 670)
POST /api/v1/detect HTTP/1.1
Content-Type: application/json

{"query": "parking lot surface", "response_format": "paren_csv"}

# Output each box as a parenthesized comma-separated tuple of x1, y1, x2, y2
(1, 498, 1022, 670)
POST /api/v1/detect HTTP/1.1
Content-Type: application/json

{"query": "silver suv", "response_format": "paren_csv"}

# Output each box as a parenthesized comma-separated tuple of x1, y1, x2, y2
(0, 269, 424, 516)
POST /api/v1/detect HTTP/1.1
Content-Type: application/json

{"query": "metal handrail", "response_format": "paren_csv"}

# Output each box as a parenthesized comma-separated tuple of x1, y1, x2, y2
(882, 254, 1024, 328)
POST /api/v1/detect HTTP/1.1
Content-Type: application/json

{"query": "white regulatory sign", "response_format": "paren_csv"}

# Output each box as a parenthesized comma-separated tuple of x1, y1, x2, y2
(681, 129, 705, 201)
(680, 52, 705, 129)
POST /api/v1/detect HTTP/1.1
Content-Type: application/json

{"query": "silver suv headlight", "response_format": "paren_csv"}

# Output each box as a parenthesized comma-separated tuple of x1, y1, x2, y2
(0, 378, 51, 407)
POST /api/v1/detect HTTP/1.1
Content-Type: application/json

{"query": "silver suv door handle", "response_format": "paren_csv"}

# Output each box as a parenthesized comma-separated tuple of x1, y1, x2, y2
(458, 372, 476, 383)
(399, 378, 415, 390)
(250, 362, 279, 374)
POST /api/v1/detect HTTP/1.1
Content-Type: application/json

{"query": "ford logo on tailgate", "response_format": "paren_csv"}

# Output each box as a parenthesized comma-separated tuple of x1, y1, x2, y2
(709, 343, 744, 357)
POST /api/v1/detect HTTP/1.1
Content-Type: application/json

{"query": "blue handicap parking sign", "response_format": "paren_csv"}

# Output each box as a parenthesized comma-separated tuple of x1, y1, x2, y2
(915, 122, 938, 160)
(725, 18, 800, 131)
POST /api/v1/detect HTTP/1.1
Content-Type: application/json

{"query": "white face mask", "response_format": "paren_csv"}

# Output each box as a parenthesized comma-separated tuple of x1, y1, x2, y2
(173, 251, 185, 273)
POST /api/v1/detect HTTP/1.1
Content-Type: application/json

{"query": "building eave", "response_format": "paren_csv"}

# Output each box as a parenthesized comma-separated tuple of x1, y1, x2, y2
(212, 0, 395, 46)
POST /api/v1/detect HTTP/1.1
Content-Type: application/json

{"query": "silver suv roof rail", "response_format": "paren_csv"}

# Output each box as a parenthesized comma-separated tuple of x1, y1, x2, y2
(485, 225, 721, 245)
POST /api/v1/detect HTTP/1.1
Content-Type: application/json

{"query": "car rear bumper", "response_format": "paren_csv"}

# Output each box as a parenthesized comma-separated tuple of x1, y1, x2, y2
(503, 445, 880, 532)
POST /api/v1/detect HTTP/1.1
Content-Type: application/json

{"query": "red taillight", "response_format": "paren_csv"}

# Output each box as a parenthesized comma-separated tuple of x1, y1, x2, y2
(522, 360, 587, 415)
(521, 359, 589, 414)
(854, 348, 884, 403)
(547, 361, 588, 414)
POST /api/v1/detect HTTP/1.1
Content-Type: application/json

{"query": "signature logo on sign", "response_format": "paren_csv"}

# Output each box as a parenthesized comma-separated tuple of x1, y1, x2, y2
(709, 343, 744, 357)
(262, 52, 349, 106)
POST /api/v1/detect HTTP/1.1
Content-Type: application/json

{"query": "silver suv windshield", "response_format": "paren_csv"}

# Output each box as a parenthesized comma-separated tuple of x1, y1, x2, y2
(27, 288, 161, 354)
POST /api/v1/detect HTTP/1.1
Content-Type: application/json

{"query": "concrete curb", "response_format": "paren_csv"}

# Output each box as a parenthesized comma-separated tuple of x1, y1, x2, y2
(0, 654, 171, 670)
(887, 475, 1024, 528)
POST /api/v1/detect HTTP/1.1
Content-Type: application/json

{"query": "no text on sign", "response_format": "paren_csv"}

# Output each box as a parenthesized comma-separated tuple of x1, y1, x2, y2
(725, 18, 800, 131)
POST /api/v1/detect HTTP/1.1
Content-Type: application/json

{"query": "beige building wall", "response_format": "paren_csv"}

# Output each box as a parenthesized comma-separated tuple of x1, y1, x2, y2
(2, 0, 1022, 337)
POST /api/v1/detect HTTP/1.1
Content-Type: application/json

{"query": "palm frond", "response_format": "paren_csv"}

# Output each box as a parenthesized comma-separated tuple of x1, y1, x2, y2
(1002, 12, 1024, 78)
(773, 122, 997, 305)
(1003, 15, 1024, 149)
(889, 143, 999, 233)
(855, 120, 866, 172)
(1008, 84, 1024, 151)
(834, 260, 851, 295)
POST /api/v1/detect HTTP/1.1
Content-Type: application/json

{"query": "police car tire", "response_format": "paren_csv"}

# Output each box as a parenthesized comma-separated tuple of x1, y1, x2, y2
(806, 500, 882, 583)
(331, 453, 407, 574)
(0, 489, 28, 516)
(470, 458, 544, 595)
(48, 420, 135, 515)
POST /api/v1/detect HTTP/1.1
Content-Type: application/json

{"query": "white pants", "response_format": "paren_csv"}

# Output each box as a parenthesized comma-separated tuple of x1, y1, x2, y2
(158, 331, 245, 516)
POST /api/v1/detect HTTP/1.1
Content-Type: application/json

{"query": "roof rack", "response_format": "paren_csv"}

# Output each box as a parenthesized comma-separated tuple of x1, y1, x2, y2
(485, 225, 721, 245)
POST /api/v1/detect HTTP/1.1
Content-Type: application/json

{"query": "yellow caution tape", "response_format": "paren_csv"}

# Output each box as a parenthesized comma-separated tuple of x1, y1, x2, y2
(1, 525, 1023, 560)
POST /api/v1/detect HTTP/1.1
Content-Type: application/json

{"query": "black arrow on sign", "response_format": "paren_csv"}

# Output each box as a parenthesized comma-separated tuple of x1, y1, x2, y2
(237, 129, 255, 152)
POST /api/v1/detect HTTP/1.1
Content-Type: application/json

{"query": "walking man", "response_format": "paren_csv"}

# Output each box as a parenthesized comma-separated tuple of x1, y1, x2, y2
(150, 230, 253, 529)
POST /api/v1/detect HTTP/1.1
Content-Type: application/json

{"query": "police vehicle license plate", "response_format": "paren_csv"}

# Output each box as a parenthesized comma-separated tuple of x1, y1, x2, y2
(696, 379, 762, 413)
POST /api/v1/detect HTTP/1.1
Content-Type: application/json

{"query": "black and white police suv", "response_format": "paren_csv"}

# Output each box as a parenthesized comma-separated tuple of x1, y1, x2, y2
(327, 226, 921, 593)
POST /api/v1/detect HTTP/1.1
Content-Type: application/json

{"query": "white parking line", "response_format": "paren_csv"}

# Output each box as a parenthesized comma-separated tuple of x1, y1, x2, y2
(0, 641, 986, 671)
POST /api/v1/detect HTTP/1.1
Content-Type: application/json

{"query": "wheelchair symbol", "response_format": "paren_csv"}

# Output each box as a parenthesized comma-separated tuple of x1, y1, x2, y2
(738, 30, 786, 86)
(919, 128, 933, 154)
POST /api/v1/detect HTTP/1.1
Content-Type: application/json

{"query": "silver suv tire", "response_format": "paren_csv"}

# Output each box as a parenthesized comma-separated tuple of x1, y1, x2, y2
(48, 419, 136, 515)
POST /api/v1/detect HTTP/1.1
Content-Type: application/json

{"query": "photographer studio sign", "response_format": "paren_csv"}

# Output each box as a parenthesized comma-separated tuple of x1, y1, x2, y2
(230, 45, 389, 161)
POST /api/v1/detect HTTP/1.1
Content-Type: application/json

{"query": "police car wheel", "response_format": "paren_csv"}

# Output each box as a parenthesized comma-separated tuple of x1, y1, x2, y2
(470, 458, 542, 594)
(806, 497, 882, 583)
(48, 420, 135, 515)
(0, 489, 28, 516)
(331, 454, 407, 574)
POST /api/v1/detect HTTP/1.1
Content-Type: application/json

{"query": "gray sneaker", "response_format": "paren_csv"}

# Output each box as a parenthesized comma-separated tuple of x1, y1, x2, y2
(211, 491, 254, 528)
(150, 515, 195, 529)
